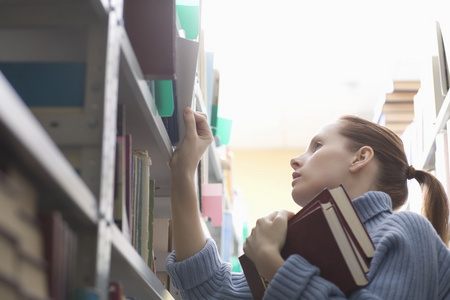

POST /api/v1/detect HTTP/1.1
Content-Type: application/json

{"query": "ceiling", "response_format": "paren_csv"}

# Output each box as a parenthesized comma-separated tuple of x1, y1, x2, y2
(201, 0, 448, 150)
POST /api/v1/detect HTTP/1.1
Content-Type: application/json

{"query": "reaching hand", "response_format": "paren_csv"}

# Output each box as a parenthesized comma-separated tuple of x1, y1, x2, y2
(243, 210, 295, 281)
(170, 107, 214, 177)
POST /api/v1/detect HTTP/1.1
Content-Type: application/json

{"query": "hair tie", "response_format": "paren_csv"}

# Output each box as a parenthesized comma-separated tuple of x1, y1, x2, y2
(407, 165, 416, 180)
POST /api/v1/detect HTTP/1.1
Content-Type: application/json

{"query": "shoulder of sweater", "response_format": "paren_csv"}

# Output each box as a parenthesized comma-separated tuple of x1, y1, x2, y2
(373, 210, 440, 247)
(371, 211, 450, 270)
(379, 210, 434, 233)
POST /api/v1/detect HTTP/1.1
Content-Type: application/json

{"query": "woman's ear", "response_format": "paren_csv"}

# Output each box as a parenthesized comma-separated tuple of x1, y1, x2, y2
(349, 146, 374, 173)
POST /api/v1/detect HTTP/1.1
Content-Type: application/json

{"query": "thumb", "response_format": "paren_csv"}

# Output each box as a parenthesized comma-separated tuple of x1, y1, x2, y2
(183, 107, 196, 139)
(283, 210, 296, 219)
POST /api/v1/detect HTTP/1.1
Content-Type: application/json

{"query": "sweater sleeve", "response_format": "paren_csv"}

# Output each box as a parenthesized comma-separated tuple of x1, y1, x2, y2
(264, 254, 346, 299)
(166, 238, 253, 300)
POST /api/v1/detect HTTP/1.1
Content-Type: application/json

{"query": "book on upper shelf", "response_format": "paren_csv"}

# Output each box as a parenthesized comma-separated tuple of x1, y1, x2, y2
(239, 185, 374, 299)
(0, 62, 86, 107)
(114, 104, 131, 241)
(160, 36, 199, 146)
(130, 150, 153, 266)
(39, 211, 78, 300)
(436, 21, 450, 97)
(174, 36, 199, 146)
(114, 135, 130, 241)
(108, 281, 124, 300)
(123, 0, 176, 80)
(0, 164, 52, 300)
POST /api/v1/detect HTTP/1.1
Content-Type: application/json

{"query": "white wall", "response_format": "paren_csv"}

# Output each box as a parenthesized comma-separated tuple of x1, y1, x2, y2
(232, 149, 304, 231)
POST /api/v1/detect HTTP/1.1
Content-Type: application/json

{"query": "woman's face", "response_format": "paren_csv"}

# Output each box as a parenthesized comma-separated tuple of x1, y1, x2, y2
(290, 121, 356, 207)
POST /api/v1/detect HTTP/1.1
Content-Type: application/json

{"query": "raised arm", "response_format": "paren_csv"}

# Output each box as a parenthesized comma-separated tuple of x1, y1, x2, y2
(169, 107, 214, 261)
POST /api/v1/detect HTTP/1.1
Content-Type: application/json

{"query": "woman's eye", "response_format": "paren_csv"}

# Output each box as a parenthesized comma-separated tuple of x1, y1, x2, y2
(312, 142, 322, 152)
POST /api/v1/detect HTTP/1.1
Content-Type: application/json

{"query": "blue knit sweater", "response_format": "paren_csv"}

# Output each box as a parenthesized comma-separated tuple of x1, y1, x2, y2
(166, 191, 450, 299)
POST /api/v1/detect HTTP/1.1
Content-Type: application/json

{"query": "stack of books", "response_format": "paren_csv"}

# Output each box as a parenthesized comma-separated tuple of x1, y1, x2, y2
(239, 185, 375, 299)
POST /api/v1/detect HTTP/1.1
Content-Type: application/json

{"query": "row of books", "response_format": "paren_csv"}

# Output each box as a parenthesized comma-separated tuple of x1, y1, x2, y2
(0, 164, 50, 300)
(73, 282, 142, 300)
(113, 136, 178, 294)
(113, 102, 176, 294)
(114, 133, 156, 262)
(0, 161, 80, 300)
(0, 139, 166, 300)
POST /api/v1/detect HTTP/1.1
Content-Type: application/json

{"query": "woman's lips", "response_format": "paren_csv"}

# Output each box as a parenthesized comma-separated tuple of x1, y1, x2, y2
(292, 172, 301, 187)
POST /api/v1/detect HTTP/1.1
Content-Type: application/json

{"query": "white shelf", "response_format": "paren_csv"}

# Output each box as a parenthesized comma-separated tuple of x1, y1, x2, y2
(109, 224, 174, 300)
(0, 72, 98, 226)
(418, 91, 450, 169)
(118, 27, 173, 197)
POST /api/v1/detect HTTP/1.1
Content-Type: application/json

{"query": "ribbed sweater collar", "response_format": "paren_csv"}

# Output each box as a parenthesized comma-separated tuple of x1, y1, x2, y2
(352, 191, 392, 224)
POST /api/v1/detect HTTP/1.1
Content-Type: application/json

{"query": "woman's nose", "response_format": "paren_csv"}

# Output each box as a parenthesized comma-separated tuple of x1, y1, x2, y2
(290, 155, 302, 170)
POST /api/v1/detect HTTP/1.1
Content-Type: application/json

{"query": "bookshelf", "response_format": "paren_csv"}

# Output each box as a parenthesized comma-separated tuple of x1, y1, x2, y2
(417, 91, 450, 170)
(109, 225, 172, 299)
(409, 21, 450, 172)
(118, 26, 173, 197)
(0, 0, 213, 299)
(393, 20, 450, 219)
(0, 73, 98, 227)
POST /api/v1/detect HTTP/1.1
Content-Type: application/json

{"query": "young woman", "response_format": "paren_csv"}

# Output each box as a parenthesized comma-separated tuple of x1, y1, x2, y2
(166, 107, 450, 299)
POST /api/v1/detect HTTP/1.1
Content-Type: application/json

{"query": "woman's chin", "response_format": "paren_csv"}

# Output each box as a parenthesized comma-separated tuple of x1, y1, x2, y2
(293, 197, 311, 208)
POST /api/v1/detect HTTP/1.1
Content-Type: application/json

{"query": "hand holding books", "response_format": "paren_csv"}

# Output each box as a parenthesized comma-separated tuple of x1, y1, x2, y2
(243, 210, 294, 282)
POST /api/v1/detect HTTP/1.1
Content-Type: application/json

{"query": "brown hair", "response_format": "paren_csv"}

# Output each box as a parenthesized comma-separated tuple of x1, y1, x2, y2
(338, 115, 449, 245)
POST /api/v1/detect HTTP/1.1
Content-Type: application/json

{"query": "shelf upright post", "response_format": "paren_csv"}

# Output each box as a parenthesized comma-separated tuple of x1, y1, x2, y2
(98, 8, 123, 299)
(74, 6, 122, 299)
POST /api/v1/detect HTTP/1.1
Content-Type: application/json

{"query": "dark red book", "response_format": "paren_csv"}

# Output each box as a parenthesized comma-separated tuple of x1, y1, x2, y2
(239, 185, 374, 299)
(108, 282, 124, 300)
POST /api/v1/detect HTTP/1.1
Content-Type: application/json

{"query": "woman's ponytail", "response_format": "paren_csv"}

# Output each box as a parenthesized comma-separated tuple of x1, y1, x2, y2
(413, 169, 449, 245)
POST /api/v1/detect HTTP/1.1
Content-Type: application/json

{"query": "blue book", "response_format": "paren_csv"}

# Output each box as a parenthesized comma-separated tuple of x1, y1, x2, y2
(0, 62, 86, 107)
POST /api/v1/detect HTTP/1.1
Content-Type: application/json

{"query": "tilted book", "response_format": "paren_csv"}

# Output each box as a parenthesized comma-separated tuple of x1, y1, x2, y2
(239, 185, 374, 299)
